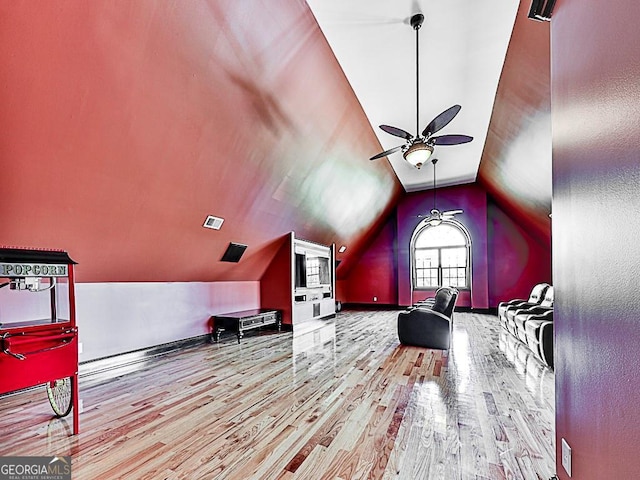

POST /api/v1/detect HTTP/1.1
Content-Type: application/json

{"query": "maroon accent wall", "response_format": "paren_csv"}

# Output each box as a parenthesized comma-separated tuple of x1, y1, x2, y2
(397, 184, 489, 308)
(0, 2, 402, 283)
(552, 0, 640, 478)
(487, 200, 551, 306)
(342, 212, 398, 305)
(342, 185, 551, 309)
(260, 233, 293, 325)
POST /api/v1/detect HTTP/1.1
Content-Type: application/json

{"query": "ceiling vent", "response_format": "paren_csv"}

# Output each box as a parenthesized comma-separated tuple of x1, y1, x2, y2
(221, 242, 247, 263)
(528, 0, 556, 21)
(203, 215, 224, 230)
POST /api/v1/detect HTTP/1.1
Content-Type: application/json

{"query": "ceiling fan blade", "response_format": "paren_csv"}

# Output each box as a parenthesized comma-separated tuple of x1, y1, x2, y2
(418, 208, 441, 219)
(379, 125, 414, 141)
(418, 214, 439, 223)
(369, 145, 403, 160)
(442, 209, 464, 217)
(421, 105, 462, 137)
(431, 134, 474, 146)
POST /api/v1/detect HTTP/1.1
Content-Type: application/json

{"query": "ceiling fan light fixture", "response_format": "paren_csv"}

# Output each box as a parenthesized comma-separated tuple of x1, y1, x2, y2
(403, 142, 433, 169)
(368, 12, 471, 167)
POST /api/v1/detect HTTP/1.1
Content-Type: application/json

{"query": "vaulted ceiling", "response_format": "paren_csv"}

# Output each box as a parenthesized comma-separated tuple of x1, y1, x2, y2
(307, 0, 552, 245)
(477, 0, 552, 246)
(0, 0, 552, 283)
(307, 0, 521, 192)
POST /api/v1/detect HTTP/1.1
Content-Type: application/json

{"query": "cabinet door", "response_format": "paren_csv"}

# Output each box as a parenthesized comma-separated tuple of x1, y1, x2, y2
(320, 298, 336, 317)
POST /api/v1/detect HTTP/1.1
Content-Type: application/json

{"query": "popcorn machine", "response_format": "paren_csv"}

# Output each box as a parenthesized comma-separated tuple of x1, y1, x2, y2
(0, 247, 79, 435)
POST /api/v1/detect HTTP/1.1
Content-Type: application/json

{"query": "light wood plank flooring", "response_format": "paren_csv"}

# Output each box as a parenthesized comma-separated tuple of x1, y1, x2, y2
(0, 311, 555, 479)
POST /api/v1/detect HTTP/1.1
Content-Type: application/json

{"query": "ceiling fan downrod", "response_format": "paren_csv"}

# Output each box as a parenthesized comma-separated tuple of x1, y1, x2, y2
(369, 12, 472, 166)
(411, 13, 424, 139)
(432, 157, 438, 212)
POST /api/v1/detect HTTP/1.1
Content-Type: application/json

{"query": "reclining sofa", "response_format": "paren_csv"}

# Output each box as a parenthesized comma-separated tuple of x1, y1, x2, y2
(498, 283, 549, 329)
(498, 283, 554, 368)
(397, 287, 458, 350)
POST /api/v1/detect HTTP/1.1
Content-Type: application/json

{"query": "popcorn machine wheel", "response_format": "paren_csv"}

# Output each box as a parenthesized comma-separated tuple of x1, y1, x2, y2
(47, 377, 73, 417)
(0, 247, 79, 435)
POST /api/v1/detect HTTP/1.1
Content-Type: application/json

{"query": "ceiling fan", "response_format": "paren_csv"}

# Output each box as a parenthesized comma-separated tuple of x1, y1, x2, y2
(418, 158, 463, 226)
(370, 13, 473, 169)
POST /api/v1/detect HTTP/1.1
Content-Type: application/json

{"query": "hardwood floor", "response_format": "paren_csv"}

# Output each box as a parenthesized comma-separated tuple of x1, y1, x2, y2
(0, 310, 555, 479)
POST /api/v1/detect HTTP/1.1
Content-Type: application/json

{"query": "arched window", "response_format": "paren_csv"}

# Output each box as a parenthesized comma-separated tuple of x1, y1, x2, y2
(411, 220, 471, 289)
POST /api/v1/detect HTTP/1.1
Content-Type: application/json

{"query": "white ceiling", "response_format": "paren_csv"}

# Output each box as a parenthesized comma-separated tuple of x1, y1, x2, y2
(306, 0, 520, 192)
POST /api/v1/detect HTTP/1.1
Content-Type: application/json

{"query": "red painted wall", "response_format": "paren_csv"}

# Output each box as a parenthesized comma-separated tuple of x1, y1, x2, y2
(260, 233, 293, 325)
(0, 1, 403, 359)
(0, 1, 402, 283)
(397, 184, 489, 308)
(342, 185, 552, 309)
(487, 200, 551, 306)
(552, 0, 640, 478)
(335, 280, 347, 305)
(343, 212, 398, 305)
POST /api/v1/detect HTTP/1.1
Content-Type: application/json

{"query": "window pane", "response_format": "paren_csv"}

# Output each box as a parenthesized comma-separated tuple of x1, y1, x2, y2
(442, 267, 466, 287)
(415, 249, 438, 287)
(306, 257, 320, 286)
(441, 247, 467, 287)
(441, 247, 467, 267)
(416, 268, 438, 288)
(415, 224, 466, 248)
(419, 272, 437, 288)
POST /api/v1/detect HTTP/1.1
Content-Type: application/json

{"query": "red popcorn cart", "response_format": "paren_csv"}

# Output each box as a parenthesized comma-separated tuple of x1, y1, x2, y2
(0, 247, 79, 435)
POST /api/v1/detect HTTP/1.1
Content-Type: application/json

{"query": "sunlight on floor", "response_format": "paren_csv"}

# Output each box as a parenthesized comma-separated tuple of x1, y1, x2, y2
(451, 328, 472, 394)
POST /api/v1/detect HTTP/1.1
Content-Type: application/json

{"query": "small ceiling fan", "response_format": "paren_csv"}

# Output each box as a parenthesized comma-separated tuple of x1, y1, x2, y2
(370, 13, 473, 169)
(418, 158, 463, 226)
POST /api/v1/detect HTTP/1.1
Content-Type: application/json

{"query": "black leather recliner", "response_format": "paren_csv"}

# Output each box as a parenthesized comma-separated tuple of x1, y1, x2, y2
(508, 286, 554, 336)
(498, 283, 550, 330)
(397, 287, 458, 350)
(523, 309, 554, 368)
(499, 285, 554, 369)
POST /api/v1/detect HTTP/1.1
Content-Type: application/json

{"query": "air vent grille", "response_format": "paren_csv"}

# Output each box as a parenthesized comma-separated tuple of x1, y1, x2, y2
(221, 242, 247, 263)
(203, 215, 224, 230)
(528, 0, 556, 21)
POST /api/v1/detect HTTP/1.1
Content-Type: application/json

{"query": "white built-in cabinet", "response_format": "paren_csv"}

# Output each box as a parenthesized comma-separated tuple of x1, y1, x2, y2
(292, 237, 336, 326)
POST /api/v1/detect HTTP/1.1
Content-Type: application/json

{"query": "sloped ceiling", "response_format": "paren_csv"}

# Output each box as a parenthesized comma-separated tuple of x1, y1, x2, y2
(307, 0, 520, 192)
(0, 1, 402, 282)
(306, 0, 553, 245)
(477, 1, 552, 246)
(1, 1, 553, 285)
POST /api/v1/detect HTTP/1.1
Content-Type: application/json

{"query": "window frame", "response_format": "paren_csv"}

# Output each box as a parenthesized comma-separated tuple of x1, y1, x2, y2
(410, 219, 472, 290)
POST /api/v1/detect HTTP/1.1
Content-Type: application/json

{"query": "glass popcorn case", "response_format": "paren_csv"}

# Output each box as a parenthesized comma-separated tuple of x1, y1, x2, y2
(0, 247, 79, 435)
